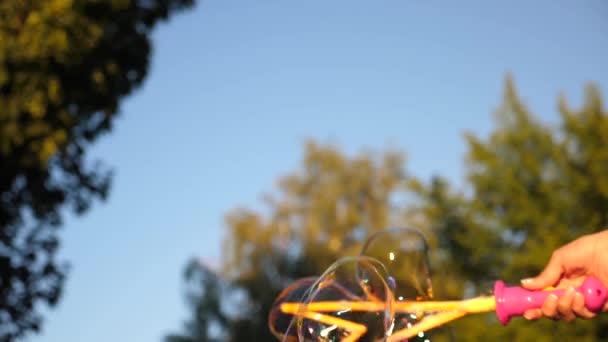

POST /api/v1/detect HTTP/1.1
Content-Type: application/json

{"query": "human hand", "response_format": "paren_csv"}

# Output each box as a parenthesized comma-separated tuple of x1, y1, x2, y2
(520, 230, 608, 322)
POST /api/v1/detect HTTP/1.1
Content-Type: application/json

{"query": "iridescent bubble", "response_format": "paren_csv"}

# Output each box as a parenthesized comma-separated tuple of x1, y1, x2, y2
(360, 227, 441, 341)
(361, 227, 433, 301)
(271, 227, 459, 341)
(269, 277, 319, 341)
(296, 256, 394, 342)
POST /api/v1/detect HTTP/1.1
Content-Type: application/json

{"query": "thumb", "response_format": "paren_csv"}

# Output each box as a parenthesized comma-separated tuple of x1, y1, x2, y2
(521, 253, 563, 290)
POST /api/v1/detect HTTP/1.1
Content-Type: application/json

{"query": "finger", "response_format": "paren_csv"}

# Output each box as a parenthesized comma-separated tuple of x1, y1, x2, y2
(556, 287, 576, 322)
(521, 252, 564, 290)
(555, 276, 585, 289)
(523, 309, 542, 320)
(572, 292, 596, 319)
(541, 294, 559, 319)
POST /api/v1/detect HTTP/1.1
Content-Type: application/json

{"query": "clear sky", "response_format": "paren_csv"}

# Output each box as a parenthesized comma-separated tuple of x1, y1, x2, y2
(33, 1, 607, 341)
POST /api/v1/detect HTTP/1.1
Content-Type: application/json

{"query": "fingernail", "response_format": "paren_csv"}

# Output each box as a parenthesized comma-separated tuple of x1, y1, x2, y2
(521, 278, 533, 284)
(548, 294, 559, 300)
(523, 312, 534, 320)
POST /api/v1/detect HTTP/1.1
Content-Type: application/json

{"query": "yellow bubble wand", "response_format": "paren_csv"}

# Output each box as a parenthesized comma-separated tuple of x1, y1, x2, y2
(270, 271, 606, 341)
(269, 228, 607, 341)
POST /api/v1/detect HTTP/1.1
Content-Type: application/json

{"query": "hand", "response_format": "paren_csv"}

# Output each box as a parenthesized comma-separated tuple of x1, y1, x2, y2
(520, 230, 608, 322)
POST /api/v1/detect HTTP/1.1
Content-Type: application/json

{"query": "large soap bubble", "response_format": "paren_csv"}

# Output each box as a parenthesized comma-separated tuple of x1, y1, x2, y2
(295, 256, 394, 341)
(360, 227, 444, 341)
(269, 277, 319, 341)
(361, 227, 433, 302)
(270, 227, 457, 341)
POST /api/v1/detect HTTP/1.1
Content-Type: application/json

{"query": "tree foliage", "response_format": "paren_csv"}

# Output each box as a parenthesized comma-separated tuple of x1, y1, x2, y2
(0, 0, 194, 339)
(167, 142, 408, 342)
(168, 75, 608, 341)
(441, 75, 608, 340)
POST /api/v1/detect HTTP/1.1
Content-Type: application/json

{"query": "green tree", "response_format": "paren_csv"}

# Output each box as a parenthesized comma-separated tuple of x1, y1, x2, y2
(0, 0, 194, 339)
(411, 75, 608, 340)
(168, 75, 608, 341)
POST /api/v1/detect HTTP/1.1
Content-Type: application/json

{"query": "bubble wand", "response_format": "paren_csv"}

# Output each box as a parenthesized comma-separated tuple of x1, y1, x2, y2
(273, 277, 607, 341)
(270, 228, 608, 341)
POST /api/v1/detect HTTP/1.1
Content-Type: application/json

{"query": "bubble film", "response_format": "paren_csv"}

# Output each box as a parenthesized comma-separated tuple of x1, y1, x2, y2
(270, 227, 458, 342)
(296, 256, 394, 342)
(360, 227, 433, 301)
(269, 277, 319, 341)
(360, 227, 452, 341)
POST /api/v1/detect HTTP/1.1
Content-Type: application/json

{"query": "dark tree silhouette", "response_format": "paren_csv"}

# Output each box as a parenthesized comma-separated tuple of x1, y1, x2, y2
(0, 0, 194, 339)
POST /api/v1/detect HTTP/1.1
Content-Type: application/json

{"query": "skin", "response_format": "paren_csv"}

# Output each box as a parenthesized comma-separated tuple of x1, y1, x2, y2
(520, 230, 608, 322)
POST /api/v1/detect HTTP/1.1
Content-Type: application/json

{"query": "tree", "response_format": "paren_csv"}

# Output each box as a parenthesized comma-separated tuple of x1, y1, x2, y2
(168, 75, 608, 341)
(164, 260, 230, 342)
(0, 0, 194, 339)
(410, 75, 608, 340)
(166, 142, 409, 341)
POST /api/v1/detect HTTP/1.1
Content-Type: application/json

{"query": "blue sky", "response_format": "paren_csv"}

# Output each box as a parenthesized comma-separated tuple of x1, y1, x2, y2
(33, 1, 607, 341)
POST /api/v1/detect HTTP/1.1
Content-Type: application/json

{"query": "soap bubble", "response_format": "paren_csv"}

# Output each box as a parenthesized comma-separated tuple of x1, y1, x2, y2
(296, 256, 394, 342)
(269, 277, 319, 341)
(361, 227, 433, 302)
(361, 227, 442, 340)
(270, 227, 457, 341)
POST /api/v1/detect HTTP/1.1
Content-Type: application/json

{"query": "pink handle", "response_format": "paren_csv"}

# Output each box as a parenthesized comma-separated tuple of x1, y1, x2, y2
(494, 277, 607, 325)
